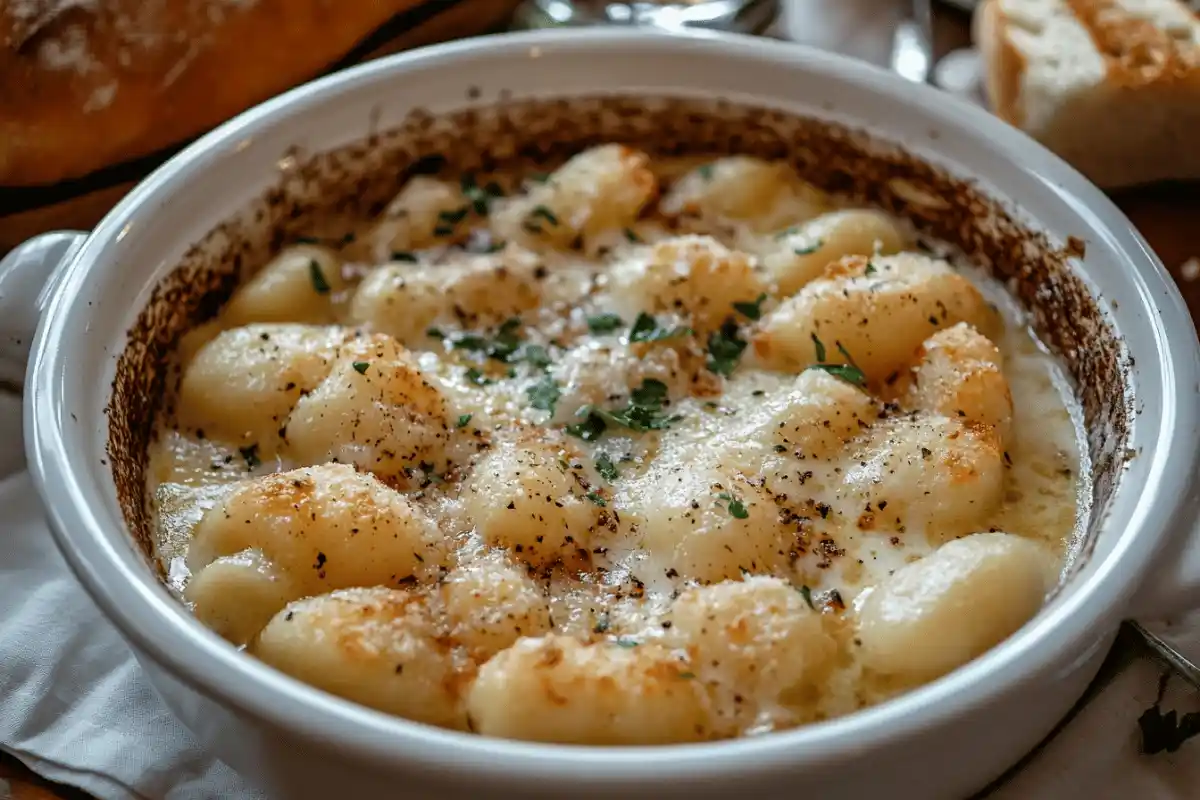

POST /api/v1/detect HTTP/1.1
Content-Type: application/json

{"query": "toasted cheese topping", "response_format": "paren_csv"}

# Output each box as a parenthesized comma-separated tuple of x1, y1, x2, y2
(146, 147, 1085, 743)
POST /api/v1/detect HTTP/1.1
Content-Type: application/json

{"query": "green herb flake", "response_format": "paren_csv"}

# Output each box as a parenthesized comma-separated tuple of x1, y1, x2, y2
(864, 260, 878, 275)
(465, 367, 491, 386)
(732, 293, 769, 321)
(438, 207, 470, 226)
(811, 332, 826, 363)
(390, 250, 418, 263)
(526, 377, 561, 414)
(677, 671, 696, 680)
(623, 228, 641, 243)
(706, 318, 747, 377)
(351, 361, 370, 375)
(798, 585, 815, 610)
(793, 240, 824, 256)
(587, 312, 625, 334)
(630, 312, 691, 343)
(613, 637, 639, 648)
(239, 443, 261, 470)
(426, 327, 446, 340)
(528, 205, 559, 226)
(586, 491, 608, 507)
(455, 414, 473, 429)
(518, 343, 553, 370)
(593, 614, 611, 634)
(727, 498, 749, 519)
(595, 453, 619, 482)
(697, 163, 714, 180)
(528, 172, 550, 185)
(308, 260, 331, 294)
(807, 363, 867, 387)
(565, 410, 607, 442)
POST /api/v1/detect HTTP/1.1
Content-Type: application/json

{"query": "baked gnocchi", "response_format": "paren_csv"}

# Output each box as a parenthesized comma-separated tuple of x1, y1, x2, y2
(148, 144, 1084, 745)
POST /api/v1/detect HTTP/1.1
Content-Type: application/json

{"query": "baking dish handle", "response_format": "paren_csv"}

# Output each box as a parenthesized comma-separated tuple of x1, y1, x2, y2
(0, 231, 88, 391)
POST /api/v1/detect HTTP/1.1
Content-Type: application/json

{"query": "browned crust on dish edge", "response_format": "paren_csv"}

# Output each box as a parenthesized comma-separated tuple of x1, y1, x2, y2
(105, 95, 1129, 582)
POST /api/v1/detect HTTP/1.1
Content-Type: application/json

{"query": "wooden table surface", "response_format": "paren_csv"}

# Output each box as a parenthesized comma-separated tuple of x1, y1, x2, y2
(4, 1, 1198, 798)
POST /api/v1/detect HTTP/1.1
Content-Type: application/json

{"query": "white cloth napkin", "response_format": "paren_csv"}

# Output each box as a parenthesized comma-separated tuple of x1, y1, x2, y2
(0, 383, 1196, 800)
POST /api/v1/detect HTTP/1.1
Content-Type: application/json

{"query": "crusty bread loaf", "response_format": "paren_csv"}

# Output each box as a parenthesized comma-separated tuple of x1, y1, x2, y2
(0, 0, 427, 186)
(975, 0, 1200, 188)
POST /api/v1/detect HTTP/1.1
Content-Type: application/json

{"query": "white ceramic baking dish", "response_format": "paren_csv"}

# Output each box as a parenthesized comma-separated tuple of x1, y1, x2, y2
(3, 29, 1199, 800)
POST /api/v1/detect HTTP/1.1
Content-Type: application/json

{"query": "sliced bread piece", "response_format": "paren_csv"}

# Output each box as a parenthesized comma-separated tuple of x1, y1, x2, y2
(975, 0, 1200, 188)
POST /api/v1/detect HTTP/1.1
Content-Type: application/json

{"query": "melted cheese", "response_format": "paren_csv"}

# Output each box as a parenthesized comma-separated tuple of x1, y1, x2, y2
(146, 148, 1085, 743)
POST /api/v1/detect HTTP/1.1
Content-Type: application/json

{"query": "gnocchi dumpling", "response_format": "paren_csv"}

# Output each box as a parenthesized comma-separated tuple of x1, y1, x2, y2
(752, 252, 1001, 383)
(184, 548, 298, 646)
(855, 532, 1055, 681)
(463, 440, 599, 565)
(223, 245, 346, 326)
(253, 588, 468, 728)
(896, 322, 1013, 441)
(631, 464, 794, 583)
(745, 369, 876, 460)
(665, 577, 837, 735)
(660, 156, 830, 232)
(348, 247, 543, 342)
(838, 415, 1005, 539)
(175, 324, 344, 448)
(608, 235, 765, 332)
(466, 636, 711, 744)
(491, 144, 657, 250)
(284, 334, 454, 480)
(188, 463, 443, 633)
(364, 176, 471, 256)
(760, 210, 909, 295)
(439, 551, 553, 656)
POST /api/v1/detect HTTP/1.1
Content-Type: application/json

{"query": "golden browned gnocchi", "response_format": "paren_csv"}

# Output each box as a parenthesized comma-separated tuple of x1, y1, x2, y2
(150, 145, 1083, 746)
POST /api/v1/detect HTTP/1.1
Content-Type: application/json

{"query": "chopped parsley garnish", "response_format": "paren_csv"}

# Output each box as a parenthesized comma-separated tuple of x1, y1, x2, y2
(593, 614, 610, 634)
(798, 585, 815, 610)
(864, 260, 878, 275)
(518, 343, 553, 369)
(461, 174, 504, 216)
(733, 293, 768, 321)
(587, 312, 625, 334)
(566, 378, 680, 441)
(716, 491, 749, 519)
(595, 453, 619, 482)
(465, 367, 491, 386)
(390, 250, 418, 263)
(613, 637, 639, 648)
(438, 207, 469, 225)
(528, 205, 559, 226)
(351, 361, 370, 375)
(426, 327, 446, 340)
(586, 491, 607, 507)
(308, 260, 331, 294)
(706, 318, 747, 377)
(697, 163, 714, 180)
(793, 240, 824, 256)
(806, 339, 867, 387)
(565, 413, 607, 442)
(293, 235, 321, 245)
(623, 228, 641, 243)
(811, 332, 827, 362)
(445, 318, 524, 363)
(630, 312, 691, 343)
(455, 414, 473, 428)
(526, 376, 561, 414)
(239, 444, 261, 470)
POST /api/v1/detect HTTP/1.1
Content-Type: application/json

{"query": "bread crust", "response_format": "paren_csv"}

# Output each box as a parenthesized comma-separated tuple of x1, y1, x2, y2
(0, 0, 425, 187)
(974, 0, 1027, 126)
